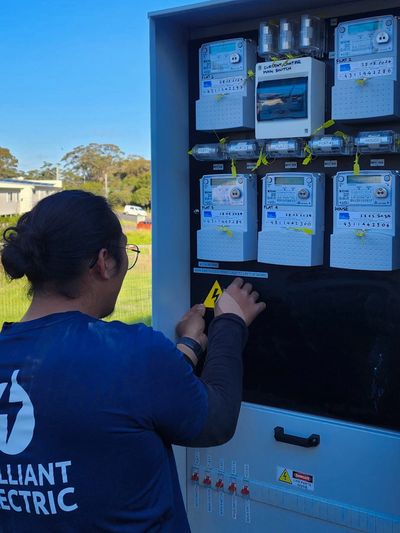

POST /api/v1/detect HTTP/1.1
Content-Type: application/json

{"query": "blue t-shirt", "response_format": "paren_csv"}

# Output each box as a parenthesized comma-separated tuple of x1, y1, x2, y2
(0, 311, 208, 532)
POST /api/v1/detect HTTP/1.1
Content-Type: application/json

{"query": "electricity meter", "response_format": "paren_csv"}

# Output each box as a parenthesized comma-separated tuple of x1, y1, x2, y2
(332, 15, 400, 121)
(196, 38, 257, 131)
(258, 172, 325, 266)
(330, 170, 400, 270)
(197, 174, 257, 261)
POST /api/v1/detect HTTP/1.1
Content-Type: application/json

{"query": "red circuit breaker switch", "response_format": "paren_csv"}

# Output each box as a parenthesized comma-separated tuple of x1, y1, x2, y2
(203, 475, 212, 486)
(241, 485, 250, 496)
(191, 472, 199, 482)
(215, 479, 224, 489)
(228, 482, 237, 494)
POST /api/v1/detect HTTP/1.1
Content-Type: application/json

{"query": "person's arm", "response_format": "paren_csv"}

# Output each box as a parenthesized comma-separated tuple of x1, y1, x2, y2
(174, 278, 266, 447)
(180, 312, 247, 447)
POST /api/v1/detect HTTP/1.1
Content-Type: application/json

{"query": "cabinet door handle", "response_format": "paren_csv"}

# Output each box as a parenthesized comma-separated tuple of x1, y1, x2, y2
(274, 426, 320, 448)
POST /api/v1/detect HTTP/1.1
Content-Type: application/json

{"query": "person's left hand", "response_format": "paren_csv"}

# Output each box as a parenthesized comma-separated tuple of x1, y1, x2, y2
(176, 304, 208, 351)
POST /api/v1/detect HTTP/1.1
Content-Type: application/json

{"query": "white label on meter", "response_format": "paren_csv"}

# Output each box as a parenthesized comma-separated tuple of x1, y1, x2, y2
(337, 57, 393, 80)
(336, 211, 393, 229)
(201, 76, 245, 95)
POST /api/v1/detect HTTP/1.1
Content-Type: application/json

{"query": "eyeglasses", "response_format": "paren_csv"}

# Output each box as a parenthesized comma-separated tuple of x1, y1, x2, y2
(126, 243, 140, 270)
(89, 243, 140, 270)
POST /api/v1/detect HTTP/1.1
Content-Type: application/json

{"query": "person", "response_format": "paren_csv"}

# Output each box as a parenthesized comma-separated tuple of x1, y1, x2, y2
(0, 190, 266, 532)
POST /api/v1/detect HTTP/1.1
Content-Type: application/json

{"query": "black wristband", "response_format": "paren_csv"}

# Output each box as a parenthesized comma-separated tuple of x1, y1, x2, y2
(176, 337, 204, 360)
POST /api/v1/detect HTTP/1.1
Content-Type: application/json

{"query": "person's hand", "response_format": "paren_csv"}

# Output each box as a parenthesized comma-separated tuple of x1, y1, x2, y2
(214, 277, 266, 326)
(176, 304, 207, 351)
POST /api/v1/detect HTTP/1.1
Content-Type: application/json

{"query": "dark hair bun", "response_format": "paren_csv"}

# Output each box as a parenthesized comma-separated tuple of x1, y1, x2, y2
(2, 223, 46, 280)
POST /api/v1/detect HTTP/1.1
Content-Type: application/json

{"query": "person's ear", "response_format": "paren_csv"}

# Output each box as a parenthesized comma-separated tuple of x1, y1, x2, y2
(93, 249, 114, 280)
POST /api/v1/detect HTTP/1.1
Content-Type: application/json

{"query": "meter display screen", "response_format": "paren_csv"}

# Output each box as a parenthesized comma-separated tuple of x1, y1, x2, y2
(347, 175, 382, 184)
(348, 21, 379, 34)
(275, 176, 304, 185)
(210, 42, 236, 54)
(211, 178, 236, 186)
(257, 77, 308, 121)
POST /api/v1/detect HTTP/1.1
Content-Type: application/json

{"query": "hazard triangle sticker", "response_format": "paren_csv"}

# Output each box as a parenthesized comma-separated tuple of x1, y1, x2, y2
(203, 280, 223, 309)
(278, 468, 292, 484)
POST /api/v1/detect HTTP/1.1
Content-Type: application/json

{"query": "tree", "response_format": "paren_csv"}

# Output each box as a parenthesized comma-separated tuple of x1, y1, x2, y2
(61, 143, 124, 197)
(59, 145, 151, 207)
(24, 161, 58, 181)
(111, 157, 151, 208)
(0, 147, 19, 179)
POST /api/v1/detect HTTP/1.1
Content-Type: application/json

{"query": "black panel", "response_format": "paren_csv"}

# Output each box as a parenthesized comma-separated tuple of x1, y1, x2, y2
(188, 10, 400, 431)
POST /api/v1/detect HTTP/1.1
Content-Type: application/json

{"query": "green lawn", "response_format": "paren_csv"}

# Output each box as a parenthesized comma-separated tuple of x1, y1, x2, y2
(0, 244, 152, 326)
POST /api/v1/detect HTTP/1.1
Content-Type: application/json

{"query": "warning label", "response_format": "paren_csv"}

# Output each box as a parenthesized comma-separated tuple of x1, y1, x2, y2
(277, 466, 314, 492)
(278, 469, 292, 484)
(203, 280, 223, 309)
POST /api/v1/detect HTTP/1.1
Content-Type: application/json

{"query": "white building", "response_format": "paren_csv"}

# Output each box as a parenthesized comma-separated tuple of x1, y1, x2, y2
(0, 178, 63, 216)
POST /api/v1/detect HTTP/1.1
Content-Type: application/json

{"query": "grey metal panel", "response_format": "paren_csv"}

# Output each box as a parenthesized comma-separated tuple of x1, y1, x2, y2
(186, 403, 400, 531)
(149, 2, 400, 531)
(150, 0, 360, 27)
(150, 17, 191, 338)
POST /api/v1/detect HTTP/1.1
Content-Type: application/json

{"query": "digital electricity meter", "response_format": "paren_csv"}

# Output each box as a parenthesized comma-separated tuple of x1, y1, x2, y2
(196, 38, 257, 131)
(258, 172, 325, 266)
(330, 170, 400, 270)
(332, 15, 400, 121)
(197, 174, 257, 262)
(309, 135, 354, 155)
(255, 57, 325, 139)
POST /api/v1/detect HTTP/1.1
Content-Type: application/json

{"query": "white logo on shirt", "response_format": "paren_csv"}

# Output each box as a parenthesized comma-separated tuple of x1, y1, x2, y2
(0, 370, 35, 455)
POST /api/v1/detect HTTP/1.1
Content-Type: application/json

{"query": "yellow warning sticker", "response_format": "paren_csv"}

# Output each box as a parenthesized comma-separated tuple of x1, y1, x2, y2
(277, 466, 315, 491)
(278, 468, 292, 484)
(203, 280, 223, 309)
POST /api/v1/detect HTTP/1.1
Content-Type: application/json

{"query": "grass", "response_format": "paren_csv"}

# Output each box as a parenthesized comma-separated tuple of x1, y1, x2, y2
(0, 242, 152, 327)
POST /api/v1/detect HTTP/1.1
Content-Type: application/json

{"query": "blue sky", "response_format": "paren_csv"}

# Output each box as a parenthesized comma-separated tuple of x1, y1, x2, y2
(0, 0, 203, 170)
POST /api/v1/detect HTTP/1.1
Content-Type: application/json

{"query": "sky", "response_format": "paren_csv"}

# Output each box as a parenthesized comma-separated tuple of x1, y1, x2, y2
(0, 0, 205, 170)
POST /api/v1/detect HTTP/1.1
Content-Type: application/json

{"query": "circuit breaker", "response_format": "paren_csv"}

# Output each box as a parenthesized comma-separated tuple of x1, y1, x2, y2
(197, 174, 257, 261)
(255, 57, 325, 139)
